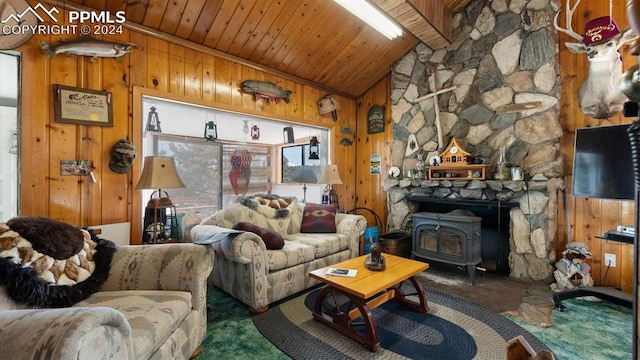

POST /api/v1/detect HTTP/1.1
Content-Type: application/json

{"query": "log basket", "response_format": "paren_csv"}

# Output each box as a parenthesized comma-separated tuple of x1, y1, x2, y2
(344, 207, 412, 258)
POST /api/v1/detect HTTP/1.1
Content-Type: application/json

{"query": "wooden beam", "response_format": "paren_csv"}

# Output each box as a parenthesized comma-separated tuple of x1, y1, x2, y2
(372, 0, 452, 49)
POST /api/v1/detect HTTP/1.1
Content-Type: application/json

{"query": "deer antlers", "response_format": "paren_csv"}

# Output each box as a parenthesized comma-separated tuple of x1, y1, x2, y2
(553, 0, 584, 42)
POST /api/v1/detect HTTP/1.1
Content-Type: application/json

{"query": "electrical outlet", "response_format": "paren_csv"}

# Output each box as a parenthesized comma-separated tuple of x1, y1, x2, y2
(604, 253, 616, 267)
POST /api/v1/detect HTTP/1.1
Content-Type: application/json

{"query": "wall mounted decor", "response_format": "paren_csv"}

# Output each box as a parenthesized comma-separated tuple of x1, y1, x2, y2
(405, 134, 419, 157)
(251, 124, 260, 140)
(415, 77, 457, 150)
(555, 2, 635, 119)
(39, 37, 135, 61)
(283, 127, 295, 143)
(367, 105, 385, 134)
(60, 160, 93, 176)
(109, 139, 137, 174)
(340, 137, 353, 146)
(0, 0, 36, 50)
(370, 153, 381, 174)
(204, 121, 217, 142)
(317, 94, 338, 120)
(146, 106, 161, 132)
(242, 120, 249, 134)
(496, 101, 542, 114)
(54, 84, 113, 126)
(240, 80, 292, 104)
(229, 150, 252, 196)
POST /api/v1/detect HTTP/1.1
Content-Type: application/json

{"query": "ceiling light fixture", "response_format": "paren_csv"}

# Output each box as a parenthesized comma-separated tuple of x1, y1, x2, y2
(334, 0, 403, 40)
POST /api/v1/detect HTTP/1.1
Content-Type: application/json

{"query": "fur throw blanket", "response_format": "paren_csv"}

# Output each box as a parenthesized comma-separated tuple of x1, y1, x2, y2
(0, 217, 116, 308)
(237, 194, 298, 219)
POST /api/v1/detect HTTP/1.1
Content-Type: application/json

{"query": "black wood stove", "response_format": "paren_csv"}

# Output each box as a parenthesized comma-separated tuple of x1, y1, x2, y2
(412, 210, 482, 284)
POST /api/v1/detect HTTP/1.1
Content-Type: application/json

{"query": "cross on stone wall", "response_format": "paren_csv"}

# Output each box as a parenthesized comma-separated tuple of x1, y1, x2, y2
(415, 77, 457, 150)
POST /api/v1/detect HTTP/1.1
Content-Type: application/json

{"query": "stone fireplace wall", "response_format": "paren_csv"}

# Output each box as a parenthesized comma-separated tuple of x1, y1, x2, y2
(385, 0, 564, 281)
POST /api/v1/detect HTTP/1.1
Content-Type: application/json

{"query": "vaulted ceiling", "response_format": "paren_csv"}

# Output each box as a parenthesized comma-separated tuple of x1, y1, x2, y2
(62, 0, 472, 98)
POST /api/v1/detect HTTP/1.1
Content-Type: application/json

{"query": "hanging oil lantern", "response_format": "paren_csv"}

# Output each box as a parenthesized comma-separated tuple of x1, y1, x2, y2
(146, 106, 162, 132)
(204, 121, 217, 142)
(251, 124, 260, 140)
(309, 136, 320, 160)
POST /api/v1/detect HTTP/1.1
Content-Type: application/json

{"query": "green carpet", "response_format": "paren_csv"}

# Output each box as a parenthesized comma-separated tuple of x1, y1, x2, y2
(508, 298, 633, 360)
(201, 286, 632, 360)
(200, 286, 288, 360)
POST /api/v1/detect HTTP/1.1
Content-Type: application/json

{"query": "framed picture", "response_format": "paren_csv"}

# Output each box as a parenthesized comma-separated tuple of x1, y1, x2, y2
(60, 160, 92, 176)
(370, 153, 381, 175)
(53, 84, 113, 126)
(367, 105, 384, 134)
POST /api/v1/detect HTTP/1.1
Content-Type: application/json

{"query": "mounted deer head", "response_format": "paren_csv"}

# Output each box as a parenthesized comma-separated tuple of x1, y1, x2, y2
(554, 0, 636, 119)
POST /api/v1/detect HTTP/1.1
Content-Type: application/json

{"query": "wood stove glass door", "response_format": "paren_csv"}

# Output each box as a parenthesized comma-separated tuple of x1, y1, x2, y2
(416, 225, 466, 259)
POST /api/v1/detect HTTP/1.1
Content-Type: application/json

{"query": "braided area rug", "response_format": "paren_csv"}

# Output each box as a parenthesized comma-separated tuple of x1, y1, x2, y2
(253, 285, 548, 359)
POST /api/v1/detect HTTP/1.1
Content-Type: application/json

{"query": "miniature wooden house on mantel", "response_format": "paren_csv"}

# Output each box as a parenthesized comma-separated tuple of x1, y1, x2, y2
(439, 137, 471, 164)
(428, 138, 490, 180)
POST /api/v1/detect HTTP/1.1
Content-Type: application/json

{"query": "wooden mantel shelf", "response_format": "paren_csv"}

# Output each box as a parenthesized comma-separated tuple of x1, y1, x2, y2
(406, 195, 519, 208)
(428, 164, 491, 180)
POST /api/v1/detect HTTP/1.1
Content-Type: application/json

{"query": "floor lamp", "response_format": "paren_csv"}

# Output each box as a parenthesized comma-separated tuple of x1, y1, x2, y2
(318, 164, 343, 210)
(291, 166, 317, 203)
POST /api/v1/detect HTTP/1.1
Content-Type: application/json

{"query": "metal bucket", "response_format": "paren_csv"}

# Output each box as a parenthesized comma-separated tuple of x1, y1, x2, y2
(379, 231, 412, 258)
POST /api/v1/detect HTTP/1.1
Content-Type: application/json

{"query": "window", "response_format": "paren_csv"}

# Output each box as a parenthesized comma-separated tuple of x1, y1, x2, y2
(153, 135, 271, 215)
(0, 52, 20, 220)
(281, 143, 321, 183)
(154, 134, 222, 218)
(140, 95, 329, 213)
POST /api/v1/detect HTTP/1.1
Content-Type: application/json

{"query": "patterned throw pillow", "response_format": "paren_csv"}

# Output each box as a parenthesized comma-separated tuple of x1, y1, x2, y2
(232, 222, 285, 250)
(179, 212, 206, 242)
(0, 217, 116, 309)
(300, 203, 337, 233)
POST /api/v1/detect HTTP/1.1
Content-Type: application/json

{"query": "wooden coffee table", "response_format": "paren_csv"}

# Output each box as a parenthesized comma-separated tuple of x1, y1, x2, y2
(308, 254, 429, 351)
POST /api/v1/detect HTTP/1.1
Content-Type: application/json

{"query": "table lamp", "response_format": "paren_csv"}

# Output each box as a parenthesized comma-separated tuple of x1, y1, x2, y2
(291, 166, 317, 203)
(318, 164, 343, 209)
(135, 156, 186, 243)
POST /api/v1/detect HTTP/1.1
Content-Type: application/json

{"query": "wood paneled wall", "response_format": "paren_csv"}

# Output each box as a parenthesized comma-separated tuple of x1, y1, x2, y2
(17, 6, 357, 244)
(354, 76, 393, 233)
(556, 0, 636, 292)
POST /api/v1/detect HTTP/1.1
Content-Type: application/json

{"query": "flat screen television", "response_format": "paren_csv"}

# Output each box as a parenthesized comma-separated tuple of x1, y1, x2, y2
(572, 124, 635, 200)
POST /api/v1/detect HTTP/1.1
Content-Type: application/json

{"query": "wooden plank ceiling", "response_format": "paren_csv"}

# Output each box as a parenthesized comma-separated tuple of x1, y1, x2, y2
(64, 0, 472, 98)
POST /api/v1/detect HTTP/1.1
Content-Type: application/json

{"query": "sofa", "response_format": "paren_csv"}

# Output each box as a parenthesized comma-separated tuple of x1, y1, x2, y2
(190, 195, 367, 313)
(0, 243, 214, 360)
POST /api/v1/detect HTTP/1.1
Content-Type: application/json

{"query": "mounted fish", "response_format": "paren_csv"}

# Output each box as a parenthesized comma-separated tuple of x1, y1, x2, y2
(39, 36, 135, 62)
(241, 80, 292, 104)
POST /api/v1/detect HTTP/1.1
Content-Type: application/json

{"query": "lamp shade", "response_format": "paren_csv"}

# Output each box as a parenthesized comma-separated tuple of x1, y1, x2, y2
(135, 156, 186, 190)
(318, 164, 343, 185)
(291, 166, 318, 184)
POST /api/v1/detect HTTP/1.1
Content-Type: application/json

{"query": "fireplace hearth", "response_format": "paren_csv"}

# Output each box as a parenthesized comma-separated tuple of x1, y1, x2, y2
(385, 178, 563, 281)
(413, 210, 482, 284)
(409, 196, 518, 275)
